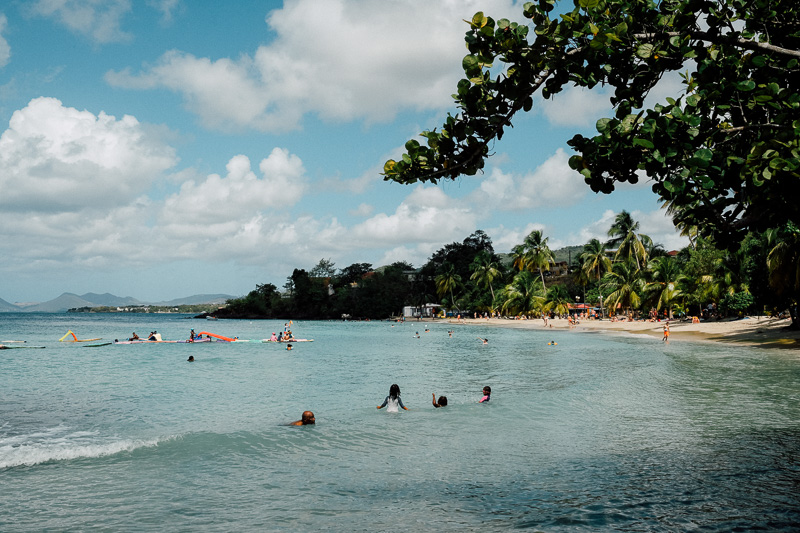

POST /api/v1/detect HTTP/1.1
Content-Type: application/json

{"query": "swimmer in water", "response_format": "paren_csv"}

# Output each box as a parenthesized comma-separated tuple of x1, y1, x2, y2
(479, 386, 491, 403)
(187, 356, 194, 362)
(478, 337, 488, 344)
(432, 393, 448, 408)
(377, 384, 408, 412)
(288, 411, 315, 426)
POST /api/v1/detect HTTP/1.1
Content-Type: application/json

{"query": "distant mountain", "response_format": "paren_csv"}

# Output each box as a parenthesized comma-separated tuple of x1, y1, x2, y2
(9, 292, 234, 312)
(0, 297, 21, 312)
(79, 293, 142, 307)
(153, 294, 234, 306)
(22, 293, 95, 313)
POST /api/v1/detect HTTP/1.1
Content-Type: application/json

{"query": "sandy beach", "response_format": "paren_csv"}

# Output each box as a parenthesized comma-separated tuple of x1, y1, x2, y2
(434, 315, 800, 352)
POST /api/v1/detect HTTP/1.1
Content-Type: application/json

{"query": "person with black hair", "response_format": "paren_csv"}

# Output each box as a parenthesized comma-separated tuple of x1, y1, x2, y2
(377, 384, 408, 412)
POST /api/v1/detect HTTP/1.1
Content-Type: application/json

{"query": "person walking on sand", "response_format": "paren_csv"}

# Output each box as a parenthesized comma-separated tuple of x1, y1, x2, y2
(663, 322, 670, 343)
(377, 384, 408, 412)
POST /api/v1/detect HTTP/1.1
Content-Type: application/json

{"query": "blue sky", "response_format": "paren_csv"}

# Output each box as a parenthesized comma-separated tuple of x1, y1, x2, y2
(0, 0, 687, 304)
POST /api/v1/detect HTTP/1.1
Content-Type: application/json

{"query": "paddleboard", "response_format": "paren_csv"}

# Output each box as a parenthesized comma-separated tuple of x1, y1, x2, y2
(0, 344, 45, 349)
(84, 342, 112, 348)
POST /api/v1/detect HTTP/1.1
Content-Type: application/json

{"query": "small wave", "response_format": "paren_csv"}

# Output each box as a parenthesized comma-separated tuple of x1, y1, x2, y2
(0, 427, 164, 469)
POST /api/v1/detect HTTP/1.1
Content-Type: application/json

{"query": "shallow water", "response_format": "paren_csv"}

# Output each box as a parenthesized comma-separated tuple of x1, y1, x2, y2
(1, 314, 799, 531)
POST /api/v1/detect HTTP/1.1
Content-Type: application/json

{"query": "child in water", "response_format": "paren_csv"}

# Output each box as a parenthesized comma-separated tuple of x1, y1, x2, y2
(377, 384, 408, 412)
(432, 393, 448, 407)
(479, 386, 491, 403)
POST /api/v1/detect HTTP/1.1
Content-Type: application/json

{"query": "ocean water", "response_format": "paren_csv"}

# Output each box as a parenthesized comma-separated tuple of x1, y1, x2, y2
(1, 313, 799, 532)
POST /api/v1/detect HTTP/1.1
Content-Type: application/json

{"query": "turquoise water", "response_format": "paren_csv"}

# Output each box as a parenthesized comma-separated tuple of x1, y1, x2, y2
(1, 313, 799, 531)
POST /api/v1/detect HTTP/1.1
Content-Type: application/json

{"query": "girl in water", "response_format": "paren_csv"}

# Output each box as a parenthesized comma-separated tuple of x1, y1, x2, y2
(377, 384, 408, 412)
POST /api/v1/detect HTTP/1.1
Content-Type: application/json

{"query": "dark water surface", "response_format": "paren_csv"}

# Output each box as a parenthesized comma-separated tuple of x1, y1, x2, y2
(1, 314, 799, 531)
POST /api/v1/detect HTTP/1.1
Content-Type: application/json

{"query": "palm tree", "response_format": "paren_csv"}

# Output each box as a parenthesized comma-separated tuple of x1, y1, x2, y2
(435, 263, 461, 311)
(543, 284, 573, 316)
(767, 224, 800, 329)
(602, 261, 646, 317)
(518, 229, 555, 289)
(470, 252, 501, 308)
(646, 256, 685, 318)
(607, 210, 649, 269)
(580, 238, 611, 281)
(499, 271, 544, 316)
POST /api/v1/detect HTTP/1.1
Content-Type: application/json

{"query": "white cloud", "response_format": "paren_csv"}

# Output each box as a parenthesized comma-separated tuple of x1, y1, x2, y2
(474, 148, 588, 210)
(0, 97, 178, 212)
(159, 148, 306, 226)
(147, 0, 181, 25)
(350, 203, 374, 217)
(28, 0, 133, 44)
(0, 13, 10, 68)
(106, 0, 521, 132)
(539, 85, 613, 128)
(352, 186, 475, 244)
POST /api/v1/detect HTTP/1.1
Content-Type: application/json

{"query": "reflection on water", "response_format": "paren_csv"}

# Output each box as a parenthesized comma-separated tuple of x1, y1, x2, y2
(1, 314, 799, 531)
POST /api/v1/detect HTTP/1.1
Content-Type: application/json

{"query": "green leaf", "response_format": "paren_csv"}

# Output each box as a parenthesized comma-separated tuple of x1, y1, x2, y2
(636, 43, 655, 59)
(736, 80, 756, 91)
(596, 117, 612, 133)
(471, 12, 488, 28)
(579, 0, 600, 8)
(633, 138, 655, 149)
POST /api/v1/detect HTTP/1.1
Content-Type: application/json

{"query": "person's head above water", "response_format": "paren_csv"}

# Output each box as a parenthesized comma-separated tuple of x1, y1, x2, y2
(483, 386, 491, 396)
(290, 411, 315, 425)
(437, 395, 447, 406)
(389, 383, 401, 399)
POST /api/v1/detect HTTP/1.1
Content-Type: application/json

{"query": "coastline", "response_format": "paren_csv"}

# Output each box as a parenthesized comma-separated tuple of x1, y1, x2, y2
(415, 315, 800, 352)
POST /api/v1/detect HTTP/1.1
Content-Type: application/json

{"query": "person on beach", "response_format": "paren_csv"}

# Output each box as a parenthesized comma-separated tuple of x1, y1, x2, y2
(432, 393, 448, 408)
(663, 322, 670, 343)
(479, 386, 491, 403)
(377, 384, 408, 412)
(289, 411, 315, 426)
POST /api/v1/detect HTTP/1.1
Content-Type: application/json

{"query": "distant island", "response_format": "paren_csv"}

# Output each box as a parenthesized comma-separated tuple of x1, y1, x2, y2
(68, 304, 223, 314)
(0, 292, 234, 313)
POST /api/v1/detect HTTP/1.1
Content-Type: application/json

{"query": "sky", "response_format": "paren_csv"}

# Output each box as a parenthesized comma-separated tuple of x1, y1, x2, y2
(0, 0, 688, 304)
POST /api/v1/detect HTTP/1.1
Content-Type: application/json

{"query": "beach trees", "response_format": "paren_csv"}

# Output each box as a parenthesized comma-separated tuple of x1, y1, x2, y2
(607, 211, 650, 270)
(499, 270, 544, 316)
(580, 238, 611, 282)
(543, 284, 573, 316)
(766, 223, 800, 328)
(435, 263, 463, 311)
(470, 250, 502, 308)
(382, 0, 800, 249)
(646, 256, 684, 318)
(513, 229, 555, 289)
(603, 261, 646, 317)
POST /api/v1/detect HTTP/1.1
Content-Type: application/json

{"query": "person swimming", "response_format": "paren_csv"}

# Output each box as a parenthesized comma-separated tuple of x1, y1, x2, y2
(432, 393, 448, 408)
(377, 384, 408, 412)
(187, 356, 194, 362)
(288, 411, 315, 426)
(479, 386, 491, 403)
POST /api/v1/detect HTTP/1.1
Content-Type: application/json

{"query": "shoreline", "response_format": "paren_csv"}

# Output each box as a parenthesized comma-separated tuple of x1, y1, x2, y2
(409, 315, 800, 352)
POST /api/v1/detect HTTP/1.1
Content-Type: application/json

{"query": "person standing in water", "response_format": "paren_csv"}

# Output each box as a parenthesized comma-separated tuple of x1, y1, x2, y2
(377, 384, 408, 412)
